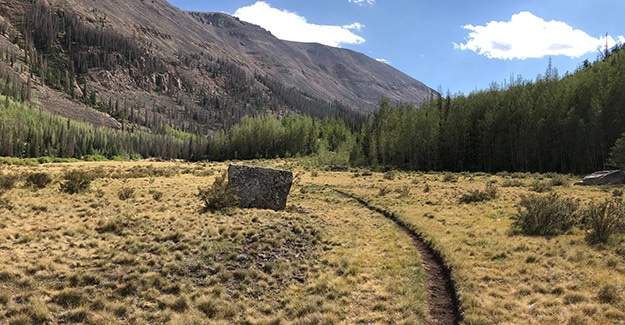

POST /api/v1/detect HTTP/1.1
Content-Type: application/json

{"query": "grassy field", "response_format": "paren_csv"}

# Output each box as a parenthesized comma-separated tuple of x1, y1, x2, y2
(312, 169, 625, 324)
(0, 160, 426, 324)
(0, 160, 624, 324)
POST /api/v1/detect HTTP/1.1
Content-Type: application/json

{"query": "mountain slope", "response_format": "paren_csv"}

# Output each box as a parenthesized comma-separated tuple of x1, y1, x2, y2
(0, 0, 436, 135)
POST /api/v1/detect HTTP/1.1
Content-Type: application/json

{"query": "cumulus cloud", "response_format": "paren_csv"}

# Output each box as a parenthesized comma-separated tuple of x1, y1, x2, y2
(349, 0, 375, 6)
(233, 1, 365, 47)
(375, 58, 390, 64)
(454, 11, 624, 60)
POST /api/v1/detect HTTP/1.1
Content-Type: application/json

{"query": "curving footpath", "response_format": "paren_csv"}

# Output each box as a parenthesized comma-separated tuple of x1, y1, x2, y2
(335, 189, 463, 325)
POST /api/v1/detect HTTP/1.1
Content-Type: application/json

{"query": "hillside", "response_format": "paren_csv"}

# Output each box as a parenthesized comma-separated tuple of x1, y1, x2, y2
(0, 0, 436, 135)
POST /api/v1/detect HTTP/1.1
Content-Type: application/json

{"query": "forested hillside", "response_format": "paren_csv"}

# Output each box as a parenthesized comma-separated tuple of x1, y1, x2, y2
(0, 0, 623, 174)
(0, 0, 433, 140)
(352, 45, 625, 174)
(2, 41, 625, 174)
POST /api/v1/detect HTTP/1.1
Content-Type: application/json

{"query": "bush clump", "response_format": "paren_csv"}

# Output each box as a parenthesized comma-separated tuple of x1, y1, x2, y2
(442, 172, 458, 182)
(549, 174, 569, 187)
(26, 172, 53, 189)
(511, 193, 579, 236)
(118, 187, 135, 200)
(0, 173, 18, 190)
(197, 171, 238, 212)
(530, 180, 552, 193)
(459, 190, 490, 204)
(383, 170, 397, 180)
(580, 198, 625, 244)
(60, 170, 92, 194)
(459, 182, 498, 204)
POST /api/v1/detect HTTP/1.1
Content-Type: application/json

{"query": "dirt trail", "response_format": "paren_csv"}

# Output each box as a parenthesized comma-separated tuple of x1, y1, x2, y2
(335, 190, 462, 325)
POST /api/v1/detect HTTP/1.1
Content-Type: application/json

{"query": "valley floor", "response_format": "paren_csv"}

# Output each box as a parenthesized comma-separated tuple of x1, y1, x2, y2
(0, 160, 624, 324)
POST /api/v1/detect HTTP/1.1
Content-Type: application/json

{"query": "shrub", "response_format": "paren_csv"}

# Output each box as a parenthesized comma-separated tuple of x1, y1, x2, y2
(197, 171, 238, 212)
(459, 183, 498, 204)
(396, 185, 411, 197)
(0, 173, 18, 190)
(530, 180, 552, 193)
(485, 182, 499, 199)
(26, 172, 52, 189)
(459, 190, 490, 204)
(501, 179, 524, 187)
(581, 198, 625, 244)
(118, 187, 135, 200)
(383, 170, 397, 180)
(83, 154, 108, 161)
(442, 172, 458, 182)
(378, 186, 391, 196)
(60, 170, 91, 194)
(549, 174, 569, 187)
(152, 190, 164, 201)
(511, 193, 579, 236)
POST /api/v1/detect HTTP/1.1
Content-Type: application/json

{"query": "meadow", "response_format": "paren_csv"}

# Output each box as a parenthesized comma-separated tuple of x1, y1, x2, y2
(0, 160, 623, 324)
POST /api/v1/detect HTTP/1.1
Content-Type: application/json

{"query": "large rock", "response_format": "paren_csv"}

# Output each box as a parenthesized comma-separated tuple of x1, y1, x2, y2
(574, 170, 625, 186)
(227, 164, 293, 211)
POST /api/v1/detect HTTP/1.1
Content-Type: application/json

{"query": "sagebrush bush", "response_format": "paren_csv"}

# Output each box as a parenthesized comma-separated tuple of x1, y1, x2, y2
(396, 185, 411, 197)
(0, 173, 18, 190)
(485, 182, 499, 199)
(26, 172, 52, 189)
(459, 182, 498, 204)
(197, 172, 238, 212)
(459, 190, 490, 204)
(152, 190, 164, 201)
(60, 170, 91, 194)
(118, 187, 135, 200)
(580, 198, 625, 244)
(442, 172, 458, 182)
(511, 193, 579, 236)
(501, 179, 524, 187)
(383, 170, 397, 180)
(378, 186, 392, 196)
(549, 174, 569, 187)
(530, 180, 552, 193)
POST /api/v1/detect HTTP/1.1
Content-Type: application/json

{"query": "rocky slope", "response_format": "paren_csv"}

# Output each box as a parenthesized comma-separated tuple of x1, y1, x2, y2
(0, 0, 436, 134)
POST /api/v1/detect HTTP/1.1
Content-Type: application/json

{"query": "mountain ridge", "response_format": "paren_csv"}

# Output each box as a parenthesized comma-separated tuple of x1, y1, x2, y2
(0, 0, 437, 134)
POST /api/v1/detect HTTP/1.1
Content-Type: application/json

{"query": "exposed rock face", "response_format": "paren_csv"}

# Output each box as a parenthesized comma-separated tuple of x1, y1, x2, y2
(227, 164, 293, 211)
(574, 170, 625, 185)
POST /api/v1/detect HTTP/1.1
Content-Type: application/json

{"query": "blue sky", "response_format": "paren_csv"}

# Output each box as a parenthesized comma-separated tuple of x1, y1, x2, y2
(167, 0, 624, 95)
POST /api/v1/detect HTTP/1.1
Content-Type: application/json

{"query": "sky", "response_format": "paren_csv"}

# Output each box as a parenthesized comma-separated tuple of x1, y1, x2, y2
(167, 0, 624, 95)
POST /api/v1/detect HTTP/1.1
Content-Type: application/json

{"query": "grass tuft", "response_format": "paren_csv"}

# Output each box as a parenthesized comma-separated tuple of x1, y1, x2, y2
(53, 288, 85, 308)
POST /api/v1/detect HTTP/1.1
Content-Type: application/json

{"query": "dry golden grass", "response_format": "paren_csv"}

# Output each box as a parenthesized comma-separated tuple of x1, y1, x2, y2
(0, 160, 427, 324)
(312, 169, 625, 324)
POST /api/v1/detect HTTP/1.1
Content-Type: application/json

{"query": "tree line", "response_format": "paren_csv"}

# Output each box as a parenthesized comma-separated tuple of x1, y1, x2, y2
(2, 0, 625, 173)
(352, 44, 625, 174)
(0, 67, 353, 163)
(9, 0, 365, 137)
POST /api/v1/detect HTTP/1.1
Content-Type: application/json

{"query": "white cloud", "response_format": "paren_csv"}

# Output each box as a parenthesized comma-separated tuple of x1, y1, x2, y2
(233, 1, 365, 47)
(375, 58, 390, 64)
(454, 11, 624, 60)
(349, 0, 375, 6)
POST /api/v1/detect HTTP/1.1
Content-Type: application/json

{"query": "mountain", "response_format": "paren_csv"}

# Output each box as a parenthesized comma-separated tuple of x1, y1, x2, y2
(0, 0, 436, 135)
